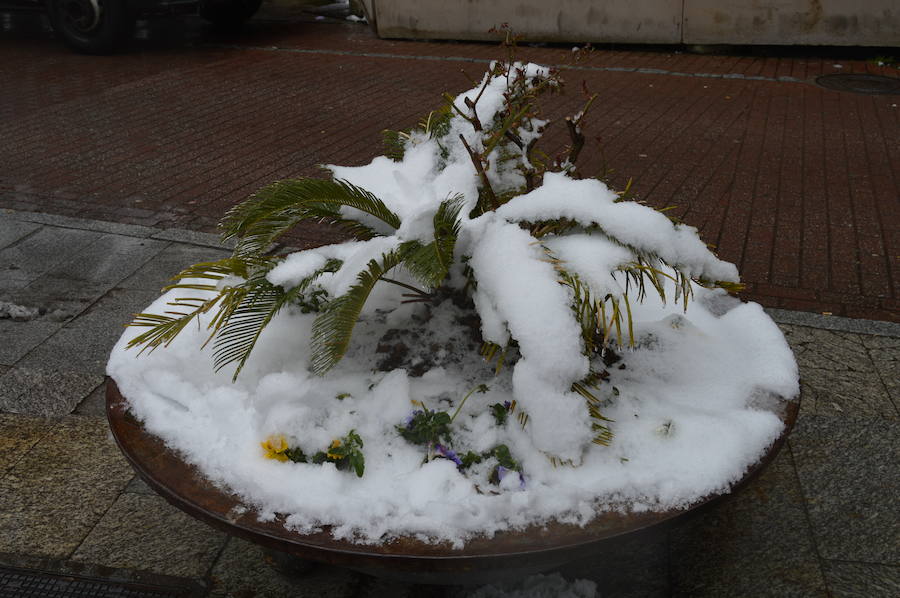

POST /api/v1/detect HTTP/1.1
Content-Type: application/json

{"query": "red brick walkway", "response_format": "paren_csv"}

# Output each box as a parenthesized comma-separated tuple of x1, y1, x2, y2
(1, 17, 898, 321)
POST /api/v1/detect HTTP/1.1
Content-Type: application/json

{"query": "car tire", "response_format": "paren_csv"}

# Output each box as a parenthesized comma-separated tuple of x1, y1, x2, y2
(47, 0, 135, 54)
(199, 0, 261, 30)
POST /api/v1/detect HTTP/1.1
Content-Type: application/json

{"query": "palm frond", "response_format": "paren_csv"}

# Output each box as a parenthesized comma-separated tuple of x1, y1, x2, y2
(169, 256, 252, 280)
(399, 195, 464, 288)
(310, 250, 405, 375)
(220, 178, 402, 256)
(571, 370, 614, 446)
(382, 129, 409, 161)
(421, 104, 454, 139)
(127, 256, 265, 354)
(127, 309, 209, 354)
(209, 258, 343, 380)
(211, 279, 283, 380)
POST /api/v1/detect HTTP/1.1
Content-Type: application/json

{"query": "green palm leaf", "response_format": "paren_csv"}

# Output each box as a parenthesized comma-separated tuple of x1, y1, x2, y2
(210, 259, 341, 381)
(399, 195, 463, 288)
(127, 256, 263, 353)
(220, 178, 402, 256)
(210, 278, 283, 380)
(310, 250, 405, 375)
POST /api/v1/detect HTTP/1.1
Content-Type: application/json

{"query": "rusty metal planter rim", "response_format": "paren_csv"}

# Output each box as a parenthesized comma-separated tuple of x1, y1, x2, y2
(105, 378, 799, 580)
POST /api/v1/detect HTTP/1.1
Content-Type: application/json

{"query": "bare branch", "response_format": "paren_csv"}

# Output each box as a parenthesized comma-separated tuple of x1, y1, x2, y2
(459, 134, 498, 211)
(504, 130, 524, 149)
(463, 97, 483, 131)
(565, 117, 585, 169)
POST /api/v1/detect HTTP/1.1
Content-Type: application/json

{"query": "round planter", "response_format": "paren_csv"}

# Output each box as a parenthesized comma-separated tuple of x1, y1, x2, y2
(106, 379, 799, 586)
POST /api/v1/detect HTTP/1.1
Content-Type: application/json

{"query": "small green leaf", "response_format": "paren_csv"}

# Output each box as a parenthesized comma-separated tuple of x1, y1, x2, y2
(489, 402, 509, 426)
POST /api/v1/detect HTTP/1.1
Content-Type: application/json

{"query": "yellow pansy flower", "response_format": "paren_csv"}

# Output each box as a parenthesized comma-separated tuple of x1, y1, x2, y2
(261, 434, 290, 462)
(326, 438, 344, 460)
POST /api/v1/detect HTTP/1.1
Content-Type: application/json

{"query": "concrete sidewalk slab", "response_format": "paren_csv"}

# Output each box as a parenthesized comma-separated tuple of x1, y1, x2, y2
(782, 325, 899, 419)
(668, 451, 827, 597)
(790, 416, 899, 564)
(0, 416, 134, 559)
(72, 493, 227, 579)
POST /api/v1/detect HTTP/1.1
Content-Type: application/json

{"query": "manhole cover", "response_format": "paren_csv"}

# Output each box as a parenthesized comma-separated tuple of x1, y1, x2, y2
(0, 566, 194, 598)
(815, 73, 900, 95)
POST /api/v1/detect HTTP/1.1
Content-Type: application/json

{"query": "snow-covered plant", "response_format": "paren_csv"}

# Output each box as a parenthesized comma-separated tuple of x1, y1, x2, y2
(128, 59, 741, 463)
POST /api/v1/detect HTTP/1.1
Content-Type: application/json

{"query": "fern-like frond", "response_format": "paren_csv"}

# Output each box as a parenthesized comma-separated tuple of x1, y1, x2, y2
(127, 309, 209, 354)
(220, 178, 402, 256)
(398, 195, 464, 288)
(382, 129, 409, 161)
(310, 250, 405, 375)
(209, 259, 342, 381)
(159, 256, 269, 293)
(127, 256, 265, 354)
(211, 280, 282, 380)
(571, 370, 614, 446)
(421, 104, 453, 139)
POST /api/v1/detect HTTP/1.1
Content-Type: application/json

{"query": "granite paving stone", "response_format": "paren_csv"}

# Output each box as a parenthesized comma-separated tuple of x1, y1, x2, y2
(861, 335, 900, 409)
(42, 233, 169, 284)
(668, 450, 828, 597)
(353, 577, 426, 598)
(557, 533, 669, 597)
(0, 218, 41, 250)
(0, 367, 104, 417)
(122, 475, 157, 496)
(72, 492, 227, 579)
(73, 381, 108, 417)
(6, 211, 158, 239)
(0, 320, 63, 366)
(4, 277, 114, 324)
(0, 226, 101, 283)
(207, 536, 360, 598)
(789, 415, 899, 564)
(150, 228, 236, 250)
(781, 325, 897, 419)
(822, 560, 900, 598)
(0, 415, 134, 558)
(0, 275, 30, 295)
(0, 413, 53, 476)
(17, 287, 168, 377)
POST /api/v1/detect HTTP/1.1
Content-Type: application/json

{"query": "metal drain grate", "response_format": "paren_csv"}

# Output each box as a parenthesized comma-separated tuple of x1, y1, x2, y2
(0, 567, 193, 598)
(815, 73, 900, 95)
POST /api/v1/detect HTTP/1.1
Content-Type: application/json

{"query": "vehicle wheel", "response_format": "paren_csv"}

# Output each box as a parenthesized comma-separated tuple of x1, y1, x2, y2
(46, 0, 135, 54)
(199, 0, 262, 29)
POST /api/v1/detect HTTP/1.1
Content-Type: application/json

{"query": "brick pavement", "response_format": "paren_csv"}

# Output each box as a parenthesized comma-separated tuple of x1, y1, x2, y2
(1, 15, 898, 321)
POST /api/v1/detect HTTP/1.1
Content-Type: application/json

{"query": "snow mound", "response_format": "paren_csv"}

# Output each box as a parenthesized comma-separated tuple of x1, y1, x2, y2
(107, 60, 798, 547)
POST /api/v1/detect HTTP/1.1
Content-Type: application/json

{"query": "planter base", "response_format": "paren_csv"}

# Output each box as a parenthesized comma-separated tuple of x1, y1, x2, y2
(105, 379, 798, 585)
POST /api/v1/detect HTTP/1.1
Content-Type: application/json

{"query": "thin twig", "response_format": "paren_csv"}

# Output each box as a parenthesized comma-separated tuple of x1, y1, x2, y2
(565, 117, 585, 169)
(504, 130, 524, 149)
(463, 97, 483, 131)
(459, 134, 498, 211)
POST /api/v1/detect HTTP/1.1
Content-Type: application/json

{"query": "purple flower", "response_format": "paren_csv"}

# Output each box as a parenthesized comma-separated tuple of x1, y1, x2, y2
(503, 401, 512, 410)
(494, 466, 526, 489)
(404, 410, 423, 429)
(434, 443, 462, 466)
